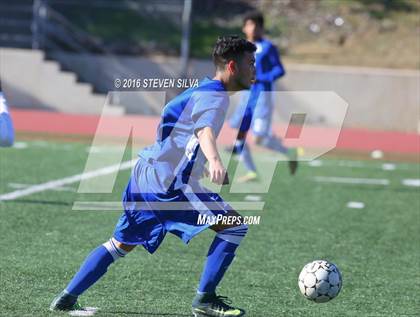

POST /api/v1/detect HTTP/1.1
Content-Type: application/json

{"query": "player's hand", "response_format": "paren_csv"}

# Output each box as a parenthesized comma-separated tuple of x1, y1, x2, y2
(208, 159, 229, 185)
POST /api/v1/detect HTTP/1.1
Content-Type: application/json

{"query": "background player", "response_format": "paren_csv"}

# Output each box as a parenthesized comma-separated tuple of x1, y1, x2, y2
(0, 80, 14, 147)
(228, 11, 298, 182)
(50, 36, 256, 317)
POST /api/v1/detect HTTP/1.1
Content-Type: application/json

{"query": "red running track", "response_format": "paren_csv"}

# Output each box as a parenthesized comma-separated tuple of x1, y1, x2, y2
(10, 109, 420, 155)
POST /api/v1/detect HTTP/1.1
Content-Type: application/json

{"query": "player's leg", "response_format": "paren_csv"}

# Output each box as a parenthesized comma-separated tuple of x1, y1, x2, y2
(192, 210, 247, 317)
(253, 118, 299, 175)
(238, 142, 258, 179)
(228, 129, 259, 182)
(255, 133, 288, 153)
(236, 142, 259, 183)
(50, 184, 152, 312)
(51, 162, 166, 311)
(253, 117, 289, 153)
(229, 132, 258, 183)
(198, 210, 248, 294)
(226, 101, 252, 156)
(255, 134, 299, 175)
(50, 238, 135, 311)
(0, 91, 14, 147)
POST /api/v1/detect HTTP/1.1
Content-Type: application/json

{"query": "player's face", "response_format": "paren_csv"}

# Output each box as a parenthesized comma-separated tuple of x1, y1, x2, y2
(234, 51, 256, 90)
(243, 20, 263, 41)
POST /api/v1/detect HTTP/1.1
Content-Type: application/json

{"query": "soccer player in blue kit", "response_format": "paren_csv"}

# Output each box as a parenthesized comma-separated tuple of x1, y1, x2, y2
(229, 11, 298, 182)
(0, 81, 14, 147)
(50, 36, 256, 317)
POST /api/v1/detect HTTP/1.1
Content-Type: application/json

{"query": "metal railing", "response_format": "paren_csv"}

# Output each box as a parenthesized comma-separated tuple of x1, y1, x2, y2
(31, 0, 186, 55)
(32, 0, 107, 53)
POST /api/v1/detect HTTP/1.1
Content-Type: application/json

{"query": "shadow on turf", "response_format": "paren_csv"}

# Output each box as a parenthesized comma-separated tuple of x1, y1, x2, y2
(10, 199, 72, 206)
(104, 311, 190, 316)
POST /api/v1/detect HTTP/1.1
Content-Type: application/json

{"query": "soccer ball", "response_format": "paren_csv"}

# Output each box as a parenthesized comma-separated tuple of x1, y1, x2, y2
(298, 260, 342, 303)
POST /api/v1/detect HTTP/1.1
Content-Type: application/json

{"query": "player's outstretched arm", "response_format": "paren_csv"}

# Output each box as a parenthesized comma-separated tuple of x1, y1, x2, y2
(196, 126, 228, 185)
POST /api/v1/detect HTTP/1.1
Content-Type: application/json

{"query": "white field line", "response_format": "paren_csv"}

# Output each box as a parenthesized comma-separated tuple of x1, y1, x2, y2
(13, 141, 76, 151)
(8, 182, 76, 192)
(12, 142, 28, 149)
(382, 163, 396, 171)
(244, 195, 262, 202)
(260, 157, 418, 172)
(318, 160, 415, 171)
(0, 159, 137, 201)
(68, 307, 98, 317)
(72, 201, 265, 211)
(401, 179, 420, 187)
(313, 176, 390, 186)
(86, 146, 124, 153)
(331, 160, 417, 172)
(346, 201, 365, 209)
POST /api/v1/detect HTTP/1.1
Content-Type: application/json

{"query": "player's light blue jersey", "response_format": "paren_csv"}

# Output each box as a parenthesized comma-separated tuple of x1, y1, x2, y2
(139, 77, 229, 190)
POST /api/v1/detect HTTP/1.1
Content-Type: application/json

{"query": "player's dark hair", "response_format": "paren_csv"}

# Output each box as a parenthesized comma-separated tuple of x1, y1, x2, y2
(212, 36, 256, 70)
(243, 11, 264, 28)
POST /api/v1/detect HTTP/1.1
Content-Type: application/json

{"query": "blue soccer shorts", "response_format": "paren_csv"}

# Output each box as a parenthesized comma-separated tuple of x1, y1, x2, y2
(113, 158, 234, 254)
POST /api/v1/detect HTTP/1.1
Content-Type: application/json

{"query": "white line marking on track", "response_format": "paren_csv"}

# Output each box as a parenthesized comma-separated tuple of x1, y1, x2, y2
(313, 176, 390, 186)
(0, 159, 136, 201)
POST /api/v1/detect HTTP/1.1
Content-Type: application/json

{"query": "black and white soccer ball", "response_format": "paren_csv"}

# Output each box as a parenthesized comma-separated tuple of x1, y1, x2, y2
(298, 260, 342, 303)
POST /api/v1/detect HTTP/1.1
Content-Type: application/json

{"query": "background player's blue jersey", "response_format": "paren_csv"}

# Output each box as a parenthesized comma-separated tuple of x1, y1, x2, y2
(139, 77, 229, 190)
(236, 38, 285, 132)
(254, 38, 285, 91)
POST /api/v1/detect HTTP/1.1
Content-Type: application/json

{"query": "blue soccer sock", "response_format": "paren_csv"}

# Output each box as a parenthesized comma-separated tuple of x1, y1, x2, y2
(198, 225, 248, 294)
(65, 238, 127, 297)
(240, 143, 257, 172)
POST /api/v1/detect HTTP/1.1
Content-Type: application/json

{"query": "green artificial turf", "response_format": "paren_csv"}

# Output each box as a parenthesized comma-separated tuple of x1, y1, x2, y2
(0, 139, 419, 317)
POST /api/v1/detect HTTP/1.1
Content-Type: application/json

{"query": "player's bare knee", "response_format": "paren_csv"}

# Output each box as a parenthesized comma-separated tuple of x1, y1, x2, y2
(112, 238, 136, 252)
